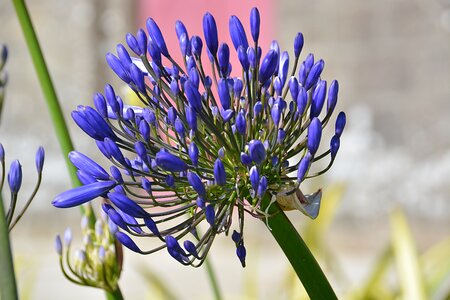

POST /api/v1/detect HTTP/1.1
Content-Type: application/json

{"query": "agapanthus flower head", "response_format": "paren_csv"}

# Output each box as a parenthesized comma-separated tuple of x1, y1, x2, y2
(53, 8, 346, 267)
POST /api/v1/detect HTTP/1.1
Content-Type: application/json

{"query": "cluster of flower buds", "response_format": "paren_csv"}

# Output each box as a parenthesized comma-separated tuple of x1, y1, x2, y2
(0, 143, 44, 230)
(53, 7, 346, 267)
(55, 212, 122, 292)
(0, 44, 8, 121)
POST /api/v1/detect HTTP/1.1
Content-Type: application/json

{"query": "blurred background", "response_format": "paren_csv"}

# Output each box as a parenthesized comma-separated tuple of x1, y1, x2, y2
(1, 0, 449, 299)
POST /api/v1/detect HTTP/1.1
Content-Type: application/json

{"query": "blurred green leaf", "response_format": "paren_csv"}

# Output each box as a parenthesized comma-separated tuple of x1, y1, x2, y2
(421, 237, 450, 298)
(390, 208, 427, 300)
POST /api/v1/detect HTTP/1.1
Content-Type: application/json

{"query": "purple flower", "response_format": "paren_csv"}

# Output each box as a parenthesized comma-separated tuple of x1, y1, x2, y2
(52, 181, 117, 208)
(155, 150, 188, 172)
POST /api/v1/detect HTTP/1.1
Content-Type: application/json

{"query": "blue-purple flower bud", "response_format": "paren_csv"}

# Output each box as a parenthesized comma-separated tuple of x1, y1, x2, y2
(236, 244, 246, 267)
(35, 146, 45, 173)
(229, 15, 249, 51)
(250, 7, 260, 43)
(220, 108, 234, 123)
(175, 20, 189, 42)
(233, 78, 243, 99)
(307, 118, 322, 155)
(55, 235, 62, 255)
(218, 43, 230, 77)
(136, 29, 148, 55)
(189, 142, 199, 166)
(249, 166, 259, 191)
(238, 46, 249, 72)
(126, 33, 140, 56)
(335, 111, 346, 137)
(168, 107, 177, 125)
(205, 205, 215, 226)
(155, 150, 188, 172)
(248, 140, 266, 164)
(166, 236, 188, 263)
(305, 53, 314, 71)
(52, 180, 116, 208)
(116, 44, 132, 69)
(271, 104, 282, 127)
(297, 86, 307, 115)
(8, 160, 22, 194)
(116, 232, 143, 253)
(278, 51, 289, 87)
(187, 171, 206, 197)
(232, 230, 241, 243)
(104, 138, 128, 167)
(184, 240, 200, 259)
(105, 84, 119, 113)
(214, 159, 226, 186)
(327, 80, 339, 113)
(257, 176, 267, 198)
(297, 153, 311, 182)
(146, 18, 169, 57)
(294, 32, 304, 58)
(179, 33, 189, 57)
(69, 151, 110, 181)
(273, 77, 283, 96)
(240, 152, 252, 166)
(247, 47, 256, 68)
(174, 117, 185, 138)
(188, 67, 200, 89)
(108, 191, 149, 218)
(0, 143, 4, 161)
(93, 93, 107, 117)
(305, 59, 324, 90)
(289, 77, 299, 101)
(218, 78, 231, 110)
(144, 217, 160, 236)
(186, 106, 197, 131)
(165, 174, 175, 187)
(106, 52, 131, 83)
(130, 63, 146, 93)
(147, 39, 162, 66)
(110, 166, 123, 184)
(203, 12, 219, 56)
(236, 110, 246, 135)
(253, 101, 263, 116)
(258, 50, 278, 84)
(330, 135, 340, 159)
(189, 36, 202, 58)
(310, 80, 327, 118)
(277, 128, 286, 143)
(184, 80, 202, 112)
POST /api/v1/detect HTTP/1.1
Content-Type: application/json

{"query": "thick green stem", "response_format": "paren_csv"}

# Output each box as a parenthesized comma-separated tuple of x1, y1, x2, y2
(261, 195, 337, 300)
(105, 287, 124, 300)
(11, 0, 80, 189)
(0, 193, 18, 300)
(204, 258, 222, 300)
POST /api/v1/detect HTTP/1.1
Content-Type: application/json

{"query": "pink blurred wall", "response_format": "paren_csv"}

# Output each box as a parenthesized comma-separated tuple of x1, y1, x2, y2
(137, 0, 275, 73)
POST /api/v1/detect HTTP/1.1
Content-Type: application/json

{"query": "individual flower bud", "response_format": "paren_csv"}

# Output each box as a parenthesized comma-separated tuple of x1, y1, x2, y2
(147, 39, 162, 66)
(179, 33, 189, 57)
(310, 80, 327, 118)
(247, 47, 256, 68)
(297, 153, 311, 182)
(218, 43, 230, 77)
(0, 143, 4, 161)
(307, 118, 322, 155)
(327, 80, 339, 114)
(64, 227, 73, 246)
(184, 80, 202, 112)
(108, 192, 149, 218)
(146, 18, 169, 57)
(294, 32, 304, 57)
(248, 140, 266, 164)
(205, 205, 215, 226)
(106, 53, 131, 83)
(277, 128, 286, 143)
(271, 104, 282, 127)
(55, 235, 63, 255)
(190, 36, 203, 57)
(188, 67, 200, 89)
(189, 142, 199, 166)
(35, 146, 45, 173)
(175, 20, 189, 42)
(236, 244, 246, 267)
(249, 166, 259, 191)
(305, 59, 324, 90)
(250, 7, 260, 43)
(238, 46, 249, 72)
(116, 232, 143, 253)
(297, 86, 307, 115)
(218, 147, 225, 158)
(229, 15, 249, 51)
(116, 44, 132, 69)
(258, 50, 278, 84)
(165, 174, 175, 187)
(335, 111, 346, 137)
(52, 181, 117, 208)
(236, 110, 246, 135)
(253, 101, 263, 116)
(69, 151, 110, 181)
(232, 230, 241, 243)
(214, 158, 226, 186)
(278, 51, 289, 87)
(110, 165, 123, 184)
(330, 135, 340, 159)
(8, 160, 22, 194)
(203, 12, 218, 55)
(218, 79, 231, 110)
(187, 171, 206, 197)
(174, 117, 185, 138)
(155, 150, 188, 172)
(257, 176, 268, 198)
(289, 77, 299, 101)
(130, 63, 146, 93)
(184, 240, 200, 259)
(186, 106, 197, 131)
(240, 152, 252, 166)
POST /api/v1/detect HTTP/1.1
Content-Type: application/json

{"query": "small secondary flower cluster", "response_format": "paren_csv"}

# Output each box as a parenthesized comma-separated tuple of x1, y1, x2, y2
(0, 143, 45, 231)
(55, 212, 121, 291)
(53, 8, 346, 267)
